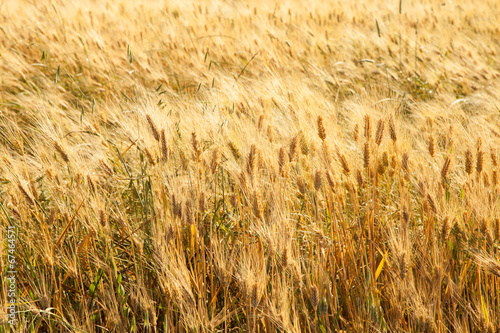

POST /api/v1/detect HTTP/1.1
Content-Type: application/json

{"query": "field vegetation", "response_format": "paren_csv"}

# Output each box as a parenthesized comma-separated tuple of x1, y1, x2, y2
(1, 0, 500, 331)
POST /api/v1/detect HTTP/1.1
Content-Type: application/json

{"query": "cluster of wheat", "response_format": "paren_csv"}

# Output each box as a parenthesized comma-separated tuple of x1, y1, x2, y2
(1, 0, 500, 332)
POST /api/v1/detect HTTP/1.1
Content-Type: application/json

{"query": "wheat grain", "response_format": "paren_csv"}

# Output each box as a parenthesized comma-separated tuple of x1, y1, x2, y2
(364, 115, 371, 140)
(191, 132, 202, 162)
(54, 140, 69, 163)
(353, 123, 359, 142)
(247, 144, 257, 177)
(289, 135, 298, 162)
(465, 150, 473, 175)
(363, 142, 370, 169)
(161, 129, 168, 162)
(441, 156, 451, 180)
(18, 183, 34, 205)
(317, 116, 326, 141)
(146, 114, 160, 141)
(428, 135, 435, 158)
(228, 140, 241, 160)
(389, 115, 397, 142)
(375, 118, 385, 146)
(310, 285, 319, 310)
(476, 150, 484, 174)
(314, 170, 323, 191)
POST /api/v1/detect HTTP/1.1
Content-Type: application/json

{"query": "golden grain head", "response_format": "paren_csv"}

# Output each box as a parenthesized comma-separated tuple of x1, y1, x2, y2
(353, 123, 359, 142)
(364, 115, 371, 140)
(317, 116, 327, 141)
(441, 156, 451, 180)
(310, 285, 319, 310)
(428, 135, 435, 158)
(289, 135, 298, 162)
(389, 115, 397, 142)
(375, 118, 385, 146)
(363, 142, 370, 169)
(465, 150, 473, 175)
(146, 114, 160, 141)
(476, 150, 484, 174)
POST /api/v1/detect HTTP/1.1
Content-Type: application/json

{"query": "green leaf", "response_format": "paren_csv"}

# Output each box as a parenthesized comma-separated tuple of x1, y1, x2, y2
(55, 65, 60, 84)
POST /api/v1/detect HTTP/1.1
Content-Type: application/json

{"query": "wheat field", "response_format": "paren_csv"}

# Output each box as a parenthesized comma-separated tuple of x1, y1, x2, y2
(1, 0, 500, 332)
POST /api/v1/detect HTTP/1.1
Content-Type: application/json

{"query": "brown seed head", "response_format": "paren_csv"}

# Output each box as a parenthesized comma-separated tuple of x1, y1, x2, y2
(428, 135, 435, 158)
(480, 218, 489, 235)
(228, 140, 241, 160)
(441, 217, 450, 241)
(441, 156, 451, 180)
(363, 142, 370, 169)
(144, 147, 156, 166)
(172, 194, 182, 218)
(252, 192, 262, 218)
(146, 114, 160, 141)
(476, 151, 484, 174)
(210, 147, 220, 173)
(310, 285, 319, 310)
(317, 116, 326, 141)
(278, 147, 287, 175)
(353, 123, 359, 142)
(251, 283, 259, 307)
(199, 192, 206, 214)
(402, 152, 409, 172)
(364, 115, 371, 140)
(257, 114, 264, 131)
(397, 252, 408, 279)
(382, 151, 389, 167)
(266, 125, 275, 143)
(100, 159, 114, 176)
(314, 170, 323, 191)
(281, 248, 288, 269)
(402, 208, 409, 225)
(494, 218, 499, 240)
(87, 175, 95, 193)
(325, 170, 335, 189)
(465, 150, 473, 175)
(289, 135, 298, 162)
(99, 209, 107, 227)
(191, 132, 202, 162)
(54, 140, 69, 163)
(418, 181, 425, 197)
(337, 150, 350, 175)
(375, 119, 385, 146)
(426, 194, 437, 214)
(300, 133, 309, 155)
(160, 129, 168, 162)
(18, 183, 34, 205)
(247, 144, 257, 177)
(356, 169, 363, 187)
(389, 115, 397, 142)
(297, 176, 306, 195)
(490, 148, 498, 167)
(377, 160, 386, 175)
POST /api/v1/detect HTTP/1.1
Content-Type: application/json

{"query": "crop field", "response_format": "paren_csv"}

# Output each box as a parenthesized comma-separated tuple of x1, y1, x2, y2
(1, 0, 500, 332)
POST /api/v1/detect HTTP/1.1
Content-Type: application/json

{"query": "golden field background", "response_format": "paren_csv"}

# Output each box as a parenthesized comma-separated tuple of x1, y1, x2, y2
(1, 0, 500, 331)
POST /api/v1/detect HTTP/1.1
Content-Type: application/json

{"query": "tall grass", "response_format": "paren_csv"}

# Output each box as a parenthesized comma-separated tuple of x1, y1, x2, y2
(1, 0, 500, 332)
